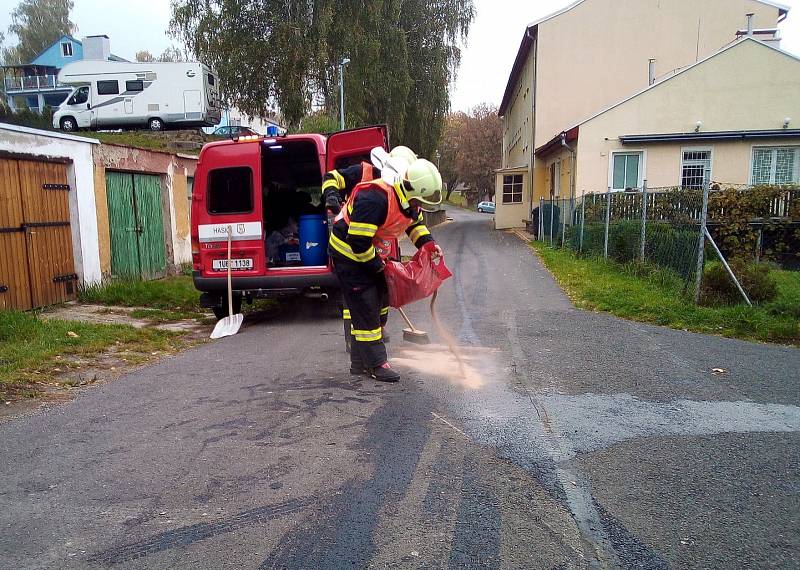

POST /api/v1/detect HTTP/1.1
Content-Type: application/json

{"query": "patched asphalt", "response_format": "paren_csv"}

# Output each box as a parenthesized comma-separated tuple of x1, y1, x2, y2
(1, 208, 798, 569)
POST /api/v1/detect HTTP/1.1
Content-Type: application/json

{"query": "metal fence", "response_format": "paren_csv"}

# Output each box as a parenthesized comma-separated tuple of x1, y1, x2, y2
(535, 183, 799, 304)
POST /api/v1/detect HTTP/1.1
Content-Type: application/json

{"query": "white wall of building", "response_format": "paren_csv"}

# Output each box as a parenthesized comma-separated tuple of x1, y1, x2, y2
(0, 123, 102, 285)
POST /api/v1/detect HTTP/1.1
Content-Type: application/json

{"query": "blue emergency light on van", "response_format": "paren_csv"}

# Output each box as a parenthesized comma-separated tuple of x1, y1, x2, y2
(298, 214, 329, 266)
(266, 125, 279, 136)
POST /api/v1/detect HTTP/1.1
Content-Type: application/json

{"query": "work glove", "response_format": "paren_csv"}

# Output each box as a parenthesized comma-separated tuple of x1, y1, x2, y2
(421, 241, 443, 260)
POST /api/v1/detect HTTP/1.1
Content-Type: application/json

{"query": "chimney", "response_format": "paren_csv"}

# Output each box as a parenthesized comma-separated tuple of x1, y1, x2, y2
(83, 35, 111, 60)
(648, 59, 656, 86)
(746, 13, 755, 37)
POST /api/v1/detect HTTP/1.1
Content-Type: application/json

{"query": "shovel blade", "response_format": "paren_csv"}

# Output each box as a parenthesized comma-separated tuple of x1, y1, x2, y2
(210, 313, 244, 339)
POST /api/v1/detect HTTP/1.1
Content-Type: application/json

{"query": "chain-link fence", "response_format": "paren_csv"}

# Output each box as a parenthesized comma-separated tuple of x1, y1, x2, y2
(534, 183, 800, 303)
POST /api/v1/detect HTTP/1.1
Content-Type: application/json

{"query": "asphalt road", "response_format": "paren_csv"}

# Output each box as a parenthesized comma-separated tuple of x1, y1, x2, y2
(1, 208, 799, 569)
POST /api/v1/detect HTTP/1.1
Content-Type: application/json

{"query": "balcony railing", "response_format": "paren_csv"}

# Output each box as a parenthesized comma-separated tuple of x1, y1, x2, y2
(4, 75, 68, 93)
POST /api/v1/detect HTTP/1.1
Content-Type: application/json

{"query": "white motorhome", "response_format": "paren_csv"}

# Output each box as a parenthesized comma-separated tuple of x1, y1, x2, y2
(52, 60, 221, 132)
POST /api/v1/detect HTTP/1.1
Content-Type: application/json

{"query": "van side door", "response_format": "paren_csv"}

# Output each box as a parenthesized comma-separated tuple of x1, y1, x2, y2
(325, 125, 389, 172)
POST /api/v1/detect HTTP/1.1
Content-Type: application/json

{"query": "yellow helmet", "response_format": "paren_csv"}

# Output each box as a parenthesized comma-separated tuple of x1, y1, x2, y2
(402, 158, 442, 205)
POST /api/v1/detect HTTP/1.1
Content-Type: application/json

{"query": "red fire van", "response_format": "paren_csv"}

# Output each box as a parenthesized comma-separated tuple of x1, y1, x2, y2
(191, 125, 388, 318)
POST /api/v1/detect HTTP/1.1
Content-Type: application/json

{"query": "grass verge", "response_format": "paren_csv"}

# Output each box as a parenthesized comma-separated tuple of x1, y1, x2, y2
(531, 242, 799, 346)
(79, 275, 200, 312)
(0, 311, 180, 398)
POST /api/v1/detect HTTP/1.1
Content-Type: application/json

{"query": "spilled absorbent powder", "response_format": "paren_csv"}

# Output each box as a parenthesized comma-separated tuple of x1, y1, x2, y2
(391, 292, 496, 389)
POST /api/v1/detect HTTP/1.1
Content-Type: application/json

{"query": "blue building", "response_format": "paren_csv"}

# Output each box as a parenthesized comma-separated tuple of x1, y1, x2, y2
(2, 35, 126, 112)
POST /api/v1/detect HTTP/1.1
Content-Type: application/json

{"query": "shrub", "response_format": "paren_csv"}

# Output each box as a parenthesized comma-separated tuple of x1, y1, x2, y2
(701, 261, 778, 306)
(568, 221, 699, 280)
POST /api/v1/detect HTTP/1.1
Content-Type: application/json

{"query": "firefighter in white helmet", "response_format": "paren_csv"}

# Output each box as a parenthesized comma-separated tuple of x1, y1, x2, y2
(329, 157, 443, 382)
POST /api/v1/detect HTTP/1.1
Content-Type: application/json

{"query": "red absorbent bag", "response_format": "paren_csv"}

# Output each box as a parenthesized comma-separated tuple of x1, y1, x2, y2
(384, 247, 453, 308)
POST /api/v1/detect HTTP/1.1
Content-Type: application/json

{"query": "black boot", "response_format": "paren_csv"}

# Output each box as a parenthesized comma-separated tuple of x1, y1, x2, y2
(369, 362, 400, 383)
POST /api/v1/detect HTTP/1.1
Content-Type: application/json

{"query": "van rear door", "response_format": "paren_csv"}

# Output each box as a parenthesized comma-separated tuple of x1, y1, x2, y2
(325, 125, 389, 172)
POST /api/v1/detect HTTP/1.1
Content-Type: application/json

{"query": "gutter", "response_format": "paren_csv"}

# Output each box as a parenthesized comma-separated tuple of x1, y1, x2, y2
(619, 129, 800, 144)
(527, 27, 538, 222)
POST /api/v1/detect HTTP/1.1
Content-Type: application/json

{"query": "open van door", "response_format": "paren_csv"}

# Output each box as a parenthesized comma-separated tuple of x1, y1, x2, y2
(325, 125, 389, 172)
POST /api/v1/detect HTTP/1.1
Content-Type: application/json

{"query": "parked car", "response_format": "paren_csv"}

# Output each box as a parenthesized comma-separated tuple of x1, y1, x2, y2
(213, 125, 259, 137)
(477, 201, 495, 213)
(191, 125, 389, 319)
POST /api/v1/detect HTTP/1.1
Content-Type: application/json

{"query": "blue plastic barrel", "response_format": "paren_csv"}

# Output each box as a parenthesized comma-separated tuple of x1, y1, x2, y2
(298, 214, 329, 266)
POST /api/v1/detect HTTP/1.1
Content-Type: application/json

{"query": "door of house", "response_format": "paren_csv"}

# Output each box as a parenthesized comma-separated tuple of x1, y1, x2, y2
(0, 157, 77, 310)
(106, 172, 166, 279)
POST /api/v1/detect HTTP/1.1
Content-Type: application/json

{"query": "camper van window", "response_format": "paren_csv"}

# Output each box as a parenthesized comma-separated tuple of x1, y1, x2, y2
(69, 87, 88, 105)
(97, 80, 119, 95)
(125, 80, 144, 92)
(208, 75, 215, 86)
(207, 167, 253, 214)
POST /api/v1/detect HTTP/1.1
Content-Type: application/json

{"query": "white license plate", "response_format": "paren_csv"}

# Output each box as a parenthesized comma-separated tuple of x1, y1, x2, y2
(212, 258, 253, 271)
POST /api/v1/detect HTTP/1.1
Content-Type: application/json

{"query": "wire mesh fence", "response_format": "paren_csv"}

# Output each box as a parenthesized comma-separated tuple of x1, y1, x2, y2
(534, 183, 800, 302)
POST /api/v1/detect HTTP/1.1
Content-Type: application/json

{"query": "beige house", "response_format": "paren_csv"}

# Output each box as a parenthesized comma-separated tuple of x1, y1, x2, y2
(536, 39, 800, 198)
(495, 0, 791, 229)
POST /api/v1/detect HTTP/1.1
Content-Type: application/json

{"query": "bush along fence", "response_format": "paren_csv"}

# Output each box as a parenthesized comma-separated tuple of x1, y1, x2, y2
(535, 183, 799, 305)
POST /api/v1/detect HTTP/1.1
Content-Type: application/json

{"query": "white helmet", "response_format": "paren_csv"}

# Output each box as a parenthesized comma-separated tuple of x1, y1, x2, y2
(389, 145, 417, 163)
(402, 158, 442, 205)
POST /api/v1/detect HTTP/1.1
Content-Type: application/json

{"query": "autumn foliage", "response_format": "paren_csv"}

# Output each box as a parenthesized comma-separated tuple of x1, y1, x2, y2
(438, 104, 501, 205)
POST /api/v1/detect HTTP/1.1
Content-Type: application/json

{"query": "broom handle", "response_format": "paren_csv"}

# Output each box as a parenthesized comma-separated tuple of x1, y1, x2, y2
(397, 307, 416, 331)
(227, 226, 233, 317)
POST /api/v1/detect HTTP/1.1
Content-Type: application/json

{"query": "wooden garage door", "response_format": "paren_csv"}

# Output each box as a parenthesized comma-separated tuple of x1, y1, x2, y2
(0, 157, 76, 310)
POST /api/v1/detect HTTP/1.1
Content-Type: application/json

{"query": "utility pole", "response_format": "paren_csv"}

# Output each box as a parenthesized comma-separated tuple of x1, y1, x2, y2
(338, 57, 350, 130)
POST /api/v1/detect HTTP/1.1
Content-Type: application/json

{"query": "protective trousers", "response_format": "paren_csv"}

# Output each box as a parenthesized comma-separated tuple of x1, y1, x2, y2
(335, 262, 390, 369)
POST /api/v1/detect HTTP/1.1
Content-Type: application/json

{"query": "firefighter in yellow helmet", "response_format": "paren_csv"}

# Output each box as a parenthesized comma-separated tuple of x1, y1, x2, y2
(329, 157, 443, 382)
(322, 146, 418, 351)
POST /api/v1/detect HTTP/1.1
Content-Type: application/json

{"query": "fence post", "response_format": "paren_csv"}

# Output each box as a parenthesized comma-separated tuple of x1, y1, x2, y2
(704, 227, 752, 306)
(604, 186, 611, 259)
(561, 199, 567, 247)
(640, 180, 648, 262)
(693, 182, 710, 304)
(549, 196, 555, 246)
(539, 197, 544, 242)
(579, 194, 586, 253)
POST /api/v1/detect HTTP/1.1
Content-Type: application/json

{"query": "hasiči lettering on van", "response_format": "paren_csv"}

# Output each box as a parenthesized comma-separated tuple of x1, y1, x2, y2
(198, 222, 262, 243)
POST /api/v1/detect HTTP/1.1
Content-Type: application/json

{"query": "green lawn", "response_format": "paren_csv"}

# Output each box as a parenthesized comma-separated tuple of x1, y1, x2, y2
(531, 242, 800, 346)
(79, 275, 277, 321)
(0, 311, 178, 398)
(79, 275, 201, 313)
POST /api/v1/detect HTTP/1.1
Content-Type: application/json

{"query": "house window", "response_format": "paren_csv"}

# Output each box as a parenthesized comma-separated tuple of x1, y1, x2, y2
(751, 147, 800, 185)
(125, 80, 144, 92)
(61, 42, 73, 57)
(502, 174, 523, 204)
(611, 152, 642, 191)
(680, 149, 712, 189)
(97, 80, 119, 95)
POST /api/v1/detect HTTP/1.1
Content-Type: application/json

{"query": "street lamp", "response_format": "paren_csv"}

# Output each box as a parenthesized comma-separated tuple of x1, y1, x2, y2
(338, 57, 350, 130)
(435, 150, 441, 169)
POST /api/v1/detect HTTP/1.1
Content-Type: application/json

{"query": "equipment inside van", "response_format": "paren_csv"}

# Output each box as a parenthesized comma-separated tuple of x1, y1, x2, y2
(53, 60, 221, 132)
(191, 126, 388, 320)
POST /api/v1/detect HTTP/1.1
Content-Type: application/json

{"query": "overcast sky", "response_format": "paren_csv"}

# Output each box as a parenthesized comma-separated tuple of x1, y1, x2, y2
(1, 0, 798, 112)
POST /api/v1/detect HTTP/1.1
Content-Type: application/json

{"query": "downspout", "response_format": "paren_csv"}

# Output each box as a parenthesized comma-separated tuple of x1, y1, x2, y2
(560, 132, 576, 206)
(527, 26, 538, 223)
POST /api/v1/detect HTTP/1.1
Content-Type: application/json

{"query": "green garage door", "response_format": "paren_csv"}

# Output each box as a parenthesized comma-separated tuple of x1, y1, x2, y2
(106, 172, 167, 279)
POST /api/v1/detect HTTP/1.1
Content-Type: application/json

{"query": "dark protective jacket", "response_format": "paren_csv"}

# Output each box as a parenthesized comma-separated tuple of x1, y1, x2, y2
(329, 179, 433, 273)
(322, 162, 377, 213)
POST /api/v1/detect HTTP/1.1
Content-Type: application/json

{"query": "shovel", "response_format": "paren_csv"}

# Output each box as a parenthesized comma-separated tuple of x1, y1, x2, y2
(210, 226, 244, 339)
